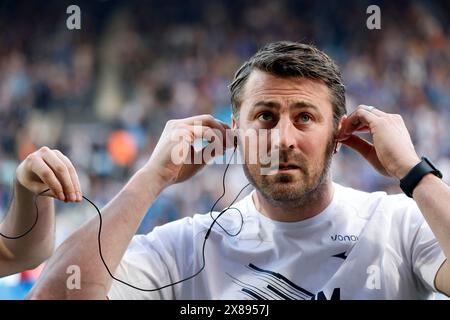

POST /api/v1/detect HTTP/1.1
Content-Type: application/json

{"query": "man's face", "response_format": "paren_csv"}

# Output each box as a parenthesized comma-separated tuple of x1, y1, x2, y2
(233, 70, 337, 205)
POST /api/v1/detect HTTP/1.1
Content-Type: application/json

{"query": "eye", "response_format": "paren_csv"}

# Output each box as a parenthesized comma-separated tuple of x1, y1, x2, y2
(298, 113, 312, 123)
(258, 112, 274, 122)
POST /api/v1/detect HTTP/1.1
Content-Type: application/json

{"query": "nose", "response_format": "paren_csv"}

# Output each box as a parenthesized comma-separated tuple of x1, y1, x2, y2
(275, 116, 297, 150)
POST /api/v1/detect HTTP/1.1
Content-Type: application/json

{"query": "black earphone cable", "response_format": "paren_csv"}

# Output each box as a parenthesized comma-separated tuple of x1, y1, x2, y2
(1, 145, 251, 292)
(0, 193, 40, 239)
(208, 145, 249, 237)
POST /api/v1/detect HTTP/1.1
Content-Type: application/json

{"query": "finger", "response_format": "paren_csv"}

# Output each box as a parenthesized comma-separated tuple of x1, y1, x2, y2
(180, 115, 231, 138)
(340, 107, 380, 138)
(183, 114, 230, 128)
(191, 142, 229, 166)
(196, 142, 222, 164)
(354, 124, 370, 132)
(186, 126, 234, 164)
(360, 105, 386, 117)
(205, 126, 236, 150)
(188, 146, 214, 167)
(29, 156, 65, 201)
(54, 150, 82, 202)
(169, 117, 231, 149)
(41, 149, 76, 202)
(341, 134, 388, 176)
(177, 124, 230, 149)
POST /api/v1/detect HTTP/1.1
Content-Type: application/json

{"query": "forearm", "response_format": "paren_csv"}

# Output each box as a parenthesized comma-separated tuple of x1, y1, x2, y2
(27, 167, 166, 299)
(412, 174, 450, 259)
(0, 180, 55, 276)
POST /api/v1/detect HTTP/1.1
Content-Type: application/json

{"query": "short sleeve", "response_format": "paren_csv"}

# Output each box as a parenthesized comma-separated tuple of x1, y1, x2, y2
(107, 233, 176, 300)
(411, 216, 446, 292)
(107, 217, 199, 300)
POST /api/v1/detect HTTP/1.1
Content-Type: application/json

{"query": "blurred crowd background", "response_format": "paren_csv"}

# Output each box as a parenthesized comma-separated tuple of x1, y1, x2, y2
(0, 0, 449, 298)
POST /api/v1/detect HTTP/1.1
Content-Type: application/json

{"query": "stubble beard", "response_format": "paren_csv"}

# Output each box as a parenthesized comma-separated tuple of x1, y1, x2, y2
(241, 136, 335, 209)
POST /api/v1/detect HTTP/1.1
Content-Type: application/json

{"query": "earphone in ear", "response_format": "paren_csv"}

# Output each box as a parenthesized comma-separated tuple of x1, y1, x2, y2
(230, 127, 239, 148)
(333, 139, 341, 154)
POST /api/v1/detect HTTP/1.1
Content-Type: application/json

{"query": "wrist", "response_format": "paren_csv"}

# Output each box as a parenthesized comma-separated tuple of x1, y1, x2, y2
(411, 173, 439, 197)
(395, 157, 421, 180)
(14, 178, 36, 200)
(135, 166, 171, 195)
(399, 156, 443, 198)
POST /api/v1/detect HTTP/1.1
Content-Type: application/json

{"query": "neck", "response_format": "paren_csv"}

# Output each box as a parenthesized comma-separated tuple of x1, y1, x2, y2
(253, 179, 335, 222)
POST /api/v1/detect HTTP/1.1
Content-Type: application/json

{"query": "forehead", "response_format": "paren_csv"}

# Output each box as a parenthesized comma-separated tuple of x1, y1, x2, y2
(241, 69, 332, 111)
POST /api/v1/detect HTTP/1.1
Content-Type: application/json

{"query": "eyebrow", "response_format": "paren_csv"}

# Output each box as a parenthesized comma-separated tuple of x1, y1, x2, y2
(253, 100, 320, 112)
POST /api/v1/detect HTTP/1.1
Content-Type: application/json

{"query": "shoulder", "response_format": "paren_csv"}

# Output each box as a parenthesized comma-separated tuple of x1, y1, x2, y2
(334, 183, 387, 216)
(335, 182, 424, 226)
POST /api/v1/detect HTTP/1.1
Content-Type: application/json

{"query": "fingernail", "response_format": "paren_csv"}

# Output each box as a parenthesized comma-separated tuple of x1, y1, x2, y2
(76, 192, 81, 201)
(69, 193, 76, 202)
(58, 192, 65, 201)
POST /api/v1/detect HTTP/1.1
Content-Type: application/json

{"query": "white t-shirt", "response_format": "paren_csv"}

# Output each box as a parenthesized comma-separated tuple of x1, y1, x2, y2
(108, 183, 446, 300)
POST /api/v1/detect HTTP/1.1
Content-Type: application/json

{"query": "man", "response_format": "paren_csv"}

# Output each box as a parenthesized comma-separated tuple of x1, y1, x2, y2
(0, 147, 82, 277)
(28, 41, 449, 299)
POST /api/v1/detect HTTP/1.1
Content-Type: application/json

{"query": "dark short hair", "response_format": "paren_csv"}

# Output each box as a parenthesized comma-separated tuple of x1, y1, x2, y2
(229, 41, 346, 128)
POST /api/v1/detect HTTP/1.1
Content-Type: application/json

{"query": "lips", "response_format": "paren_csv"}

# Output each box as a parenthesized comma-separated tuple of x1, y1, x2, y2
(275, 163, 301, 171)
(278, 164, 300, 170)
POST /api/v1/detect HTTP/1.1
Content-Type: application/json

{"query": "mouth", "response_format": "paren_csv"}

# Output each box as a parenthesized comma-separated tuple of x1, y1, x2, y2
(273, 163, 302, 173)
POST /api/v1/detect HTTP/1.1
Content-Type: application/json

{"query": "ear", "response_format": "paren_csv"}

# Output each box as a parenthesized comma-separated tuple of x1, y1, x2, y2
(333, 115, 347, 154)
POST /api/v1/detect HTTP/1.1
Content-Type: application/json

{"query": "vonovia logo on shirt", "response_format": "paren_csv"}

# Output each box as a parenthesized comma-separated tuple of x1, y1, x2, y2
(331, 234, 359, 242)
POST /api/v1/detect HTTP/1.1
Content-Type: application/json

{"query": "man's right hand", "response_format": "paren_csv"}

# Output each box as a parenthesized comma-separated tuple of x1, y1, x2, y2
(15, 147, 82, 202)
(143, 114, 233, 187)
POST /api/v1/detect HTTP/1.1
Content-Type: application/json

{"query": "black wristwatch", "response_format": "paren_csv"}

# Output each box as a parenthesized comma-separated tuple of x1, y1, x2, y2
(399, 156, 443, 198)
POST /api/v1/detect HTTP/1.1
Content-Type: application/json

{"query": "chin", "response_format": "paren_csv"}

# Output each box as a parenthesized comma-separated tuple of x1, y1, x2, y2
(262, 182, 307, 202)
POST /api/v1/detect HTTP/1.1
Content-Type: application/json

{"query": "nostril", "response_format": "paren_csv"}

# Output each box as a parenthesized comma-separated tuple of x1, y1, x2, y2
(289, 144, 294, 149)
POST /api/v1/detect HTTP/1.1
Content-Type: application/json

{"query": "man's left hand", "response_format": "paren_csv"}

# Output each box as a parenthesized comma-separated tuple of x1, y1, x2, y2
(337, 105, 420, 179)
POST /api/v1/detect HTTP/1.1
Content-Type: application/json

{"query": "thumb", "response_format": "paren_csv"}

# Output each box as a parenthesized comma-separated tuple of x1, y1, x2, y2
(340, 134, 372, 157)
(340, 134, 389, 176)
